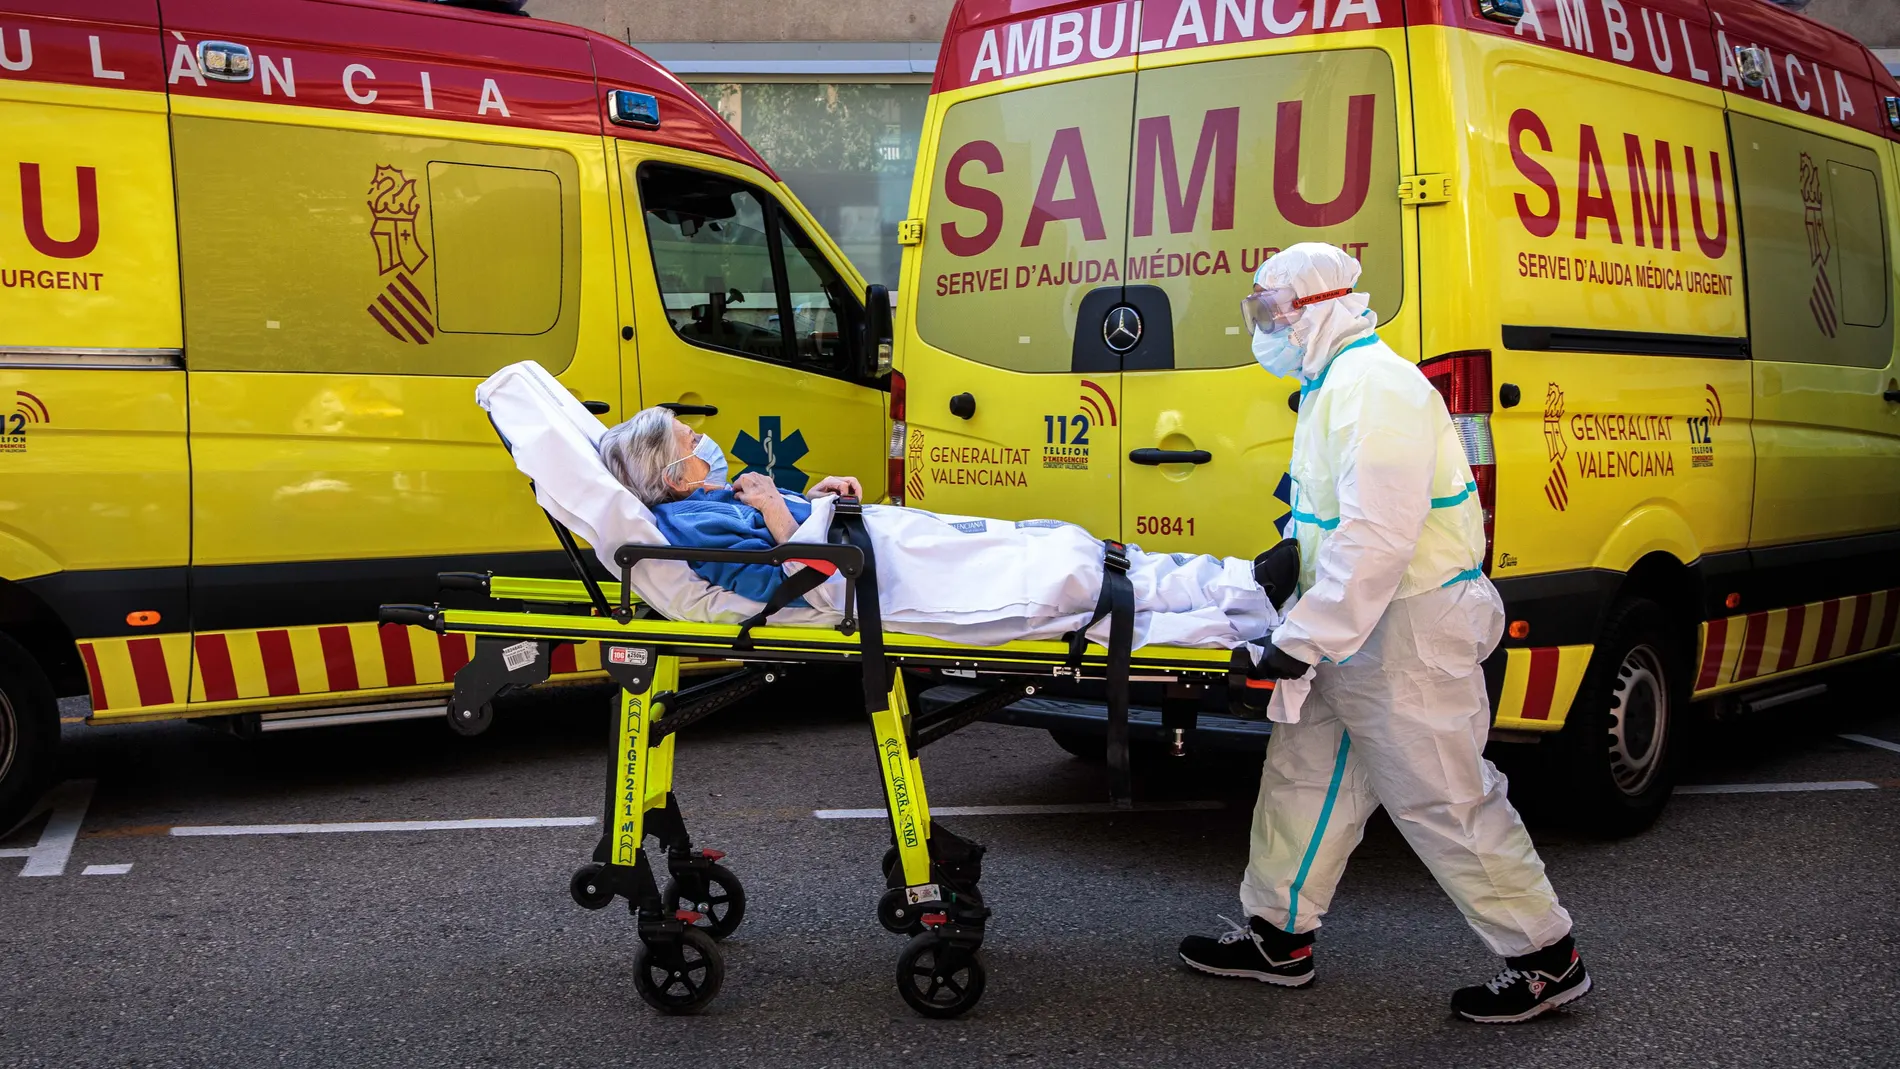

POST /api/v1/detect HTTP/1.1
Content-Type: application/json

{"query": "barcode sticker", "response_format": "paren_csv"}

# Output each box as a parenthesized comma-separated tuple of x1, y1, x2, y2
(502, 641, 539, 672)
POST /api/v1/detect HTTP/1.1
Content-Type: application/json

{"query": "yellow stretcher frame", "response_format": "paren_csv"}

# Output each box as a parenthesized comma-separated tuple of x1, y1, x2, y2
(388, 570, 1254, 1019)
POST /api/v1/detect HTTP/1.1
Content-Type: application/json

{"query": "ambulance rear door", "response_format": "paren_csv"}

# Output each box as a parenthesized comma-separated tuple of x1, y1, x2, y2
(1117, 4, 1411, 559)
(0, 0, 191, 714)
(903, 5, 1135, 533)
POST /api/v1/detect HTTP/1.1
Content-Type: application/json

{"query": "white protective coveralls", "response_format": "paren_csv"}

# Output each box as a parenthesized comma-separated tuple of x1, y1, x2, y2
(1239, 244, 1572, 958)
(476, 361, 1278, 651)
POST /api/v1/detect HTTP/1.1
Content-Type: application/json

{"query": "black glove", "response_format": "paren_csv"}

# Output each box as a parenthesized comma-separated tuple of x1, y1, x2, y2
(1251, 642, 1311, 681)
(1252, 538, 1300, 610)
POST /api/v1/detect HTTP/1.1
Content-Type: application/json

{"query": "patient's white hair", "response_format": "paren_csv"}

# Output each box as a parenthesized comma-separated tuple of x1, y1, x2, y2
(600, 407, 684, 506)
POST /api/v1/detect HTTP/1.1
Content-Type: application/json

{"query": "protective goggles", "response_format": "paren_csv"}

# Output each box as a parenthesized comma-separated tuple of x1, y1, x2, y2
(1239, 285, 1354, 336)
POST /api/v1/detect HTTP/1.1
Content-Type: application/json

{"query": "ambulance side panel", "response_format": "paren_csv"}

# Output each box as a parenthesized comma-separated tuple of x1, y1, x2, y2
(162, 0, 623, 713)
(0, 1, 190, 699)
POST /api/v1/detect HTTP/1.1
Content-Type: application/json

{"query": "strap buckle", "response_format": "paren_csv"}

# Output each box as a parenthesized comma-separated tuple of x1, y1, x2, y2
(1102, 539, 1129, 574)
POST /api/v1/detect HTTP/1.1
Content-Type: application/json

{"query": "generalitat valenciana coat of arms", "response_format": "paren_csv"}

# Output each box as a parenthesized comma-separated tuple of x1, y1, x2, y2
(365, 164, 435, 344)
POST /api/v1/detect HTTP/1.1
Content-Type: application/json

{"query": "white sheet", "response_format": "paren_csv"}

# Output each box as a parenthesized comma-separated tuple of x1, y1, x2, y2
(476, 361, 1278, 650)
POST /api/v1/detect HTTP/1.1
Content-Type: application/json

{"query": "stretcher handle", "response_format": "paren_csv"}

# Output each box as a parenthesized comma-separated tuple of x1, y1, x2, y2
(611, 541, 865, 579)
(378, 604, 440, 630)
(437, 571, 491, 594)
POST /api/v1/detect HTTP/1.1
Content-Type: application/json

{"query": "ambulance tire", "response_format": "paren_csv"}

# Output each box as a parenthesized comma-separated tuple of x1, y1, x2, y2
(0, 634, 59, 837)
(1554, 598, 1681, 838)
(1049, 728, 1108, 763)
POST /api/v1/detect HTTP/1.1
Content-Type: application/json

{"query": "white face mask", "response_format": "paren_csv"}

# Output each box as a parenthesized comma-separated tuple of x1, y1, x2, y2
(1252, 329, 1305, 379)
(694, 432, 730, 488)
(667, 432, 730, 492)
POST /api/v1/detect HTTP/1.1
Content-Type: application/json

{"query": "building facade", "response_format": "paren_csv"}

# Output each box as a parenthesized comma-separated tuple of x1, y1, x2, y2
(530, 0, 1900, 289)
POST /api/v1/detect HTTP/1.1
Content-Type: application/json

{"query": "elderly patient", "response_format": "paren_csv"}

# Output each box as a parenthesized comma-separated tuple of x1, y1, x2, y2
(599, 407, 1292, 650)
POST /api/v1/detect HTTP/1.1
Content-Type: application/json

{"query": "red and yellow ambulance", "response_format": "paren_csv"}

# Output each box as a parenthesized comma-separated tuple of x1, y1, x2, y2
(895, 0, 1900, 832)
(0, 0, 894, 830)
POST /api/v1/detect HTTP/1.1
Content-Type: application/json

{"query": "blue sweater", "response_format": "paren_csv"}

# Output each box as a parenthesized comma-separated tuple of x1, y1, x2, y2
(651, 487, 813, 602)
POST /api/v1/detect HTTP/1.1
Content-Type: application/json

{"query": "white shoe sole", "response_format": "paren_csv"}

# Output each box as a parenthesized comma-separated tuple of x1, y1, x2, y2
(1457, 972, 1593, 1024)
(1179, 953, 1315, 987)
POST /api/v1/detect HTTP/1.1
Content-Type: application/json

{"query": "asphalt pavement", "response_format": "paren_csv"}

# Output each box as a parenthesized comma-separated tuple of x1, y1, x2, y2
(3, 664, 1898, 1068)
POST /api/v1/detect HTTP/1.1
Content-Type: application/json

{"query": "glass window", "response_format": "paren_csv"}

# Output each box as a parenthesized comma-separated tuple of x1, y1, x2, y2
(428, 162, 563, 335)
(639, 165, 787, 362)
(912, 50, 1402, 374)
(778, 213, 850, 368)
(1731, 113, 1892, 368)
(637, 163, 858, 376)
(690, 82, 928, 290)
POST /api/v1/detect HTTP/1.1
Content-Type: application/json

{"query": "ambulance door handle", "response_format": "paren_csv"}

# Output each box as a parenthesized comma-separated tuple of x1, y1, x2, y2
(659, 402, 719, 416)
(582, 400, 611, 415)
(1883, 389, 1900, 403)
(1130, 448, 1212, 465)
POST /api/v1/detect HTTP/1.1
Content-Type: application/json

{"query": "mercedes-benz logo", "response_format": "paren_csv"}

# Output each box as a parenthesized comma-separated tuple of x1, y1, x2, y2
(1102, 304, 1143, 354)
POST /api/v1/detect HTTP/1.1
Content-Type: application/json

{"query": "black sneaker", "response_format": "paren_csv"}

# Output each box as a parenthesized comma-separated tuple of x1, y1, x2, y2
(1451, 936, 1592, 1024)
(1178, 915, 1315, 987)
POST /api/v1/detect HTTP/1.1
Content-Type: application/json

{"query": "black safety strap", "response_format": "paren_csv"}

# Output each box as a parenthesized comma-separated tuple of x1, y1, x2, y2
(832, 501, 889, 714)
(1064, 540, 1135, 805)
(731, 564, 832, 650)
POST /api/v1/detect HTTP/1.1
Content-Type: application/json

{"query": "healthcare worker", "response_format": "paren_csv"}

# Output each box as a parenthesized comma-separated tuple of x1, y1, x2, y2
(1177, 244, 1590, 1024)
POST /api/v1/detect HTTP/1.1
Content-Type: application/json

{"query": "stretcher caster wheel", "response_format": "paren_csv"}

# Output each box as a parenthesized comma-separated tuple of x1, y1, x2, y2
(895, 932, 985, 1019)
(448, 701, 493, 737)
(569, 864, 614, 910)
(662, 863, 746, 940)
(634, 928, 723, 1014)
(877, 886, 925, 935)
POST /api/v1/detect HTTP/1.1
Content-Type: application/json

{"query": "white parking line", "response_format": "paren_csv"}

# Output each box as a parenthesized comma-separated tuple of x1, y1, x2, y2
(170, 816, 597, 837)
(813, 801, 1224, 819)
(1841, 733, 1900, 756)
(1677, 780, 1878, 795)
(81, 864, 132, 876)
(5, 780, 96, 877)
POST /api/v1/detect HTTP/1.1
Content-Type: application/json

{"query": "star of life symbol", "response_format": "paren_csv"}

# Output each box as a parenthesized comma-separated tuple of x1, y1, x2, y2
(364, 164, 436, 344)
(733, 415, 810, 493)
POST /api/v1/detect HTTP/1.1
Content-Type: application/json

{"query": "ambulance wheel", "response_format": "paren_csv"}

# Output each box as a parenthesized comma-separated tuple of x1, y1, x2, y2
(662, 864, 746, 940)
(0, 634, 59, 837)
(1048, 729, 1107, 763)
(1556, 598, 1681, 837)
(895, 932, 985, 1018)
(633, 928, 723, 1014)
(569, 864, 615, 910)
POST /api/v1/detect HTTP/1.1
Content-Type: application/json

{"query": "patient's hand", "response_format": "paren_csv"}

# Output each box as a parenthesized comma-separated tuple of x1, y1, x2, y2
(733, 472, 799, 543)
(810, 475, 863, 500)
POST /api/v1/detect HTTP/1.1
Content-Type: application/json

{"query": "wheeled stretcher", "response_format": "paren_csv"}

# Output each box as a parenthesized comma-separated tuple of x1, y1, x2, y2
(376, 362, 1273, 1017)
(380, 502, 1272, 1018)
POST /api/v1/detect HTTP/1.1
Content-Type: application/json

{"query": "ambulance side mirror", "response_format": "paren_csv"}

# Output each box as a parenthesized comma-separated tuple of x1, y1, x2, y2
(863, 283, 894, 379)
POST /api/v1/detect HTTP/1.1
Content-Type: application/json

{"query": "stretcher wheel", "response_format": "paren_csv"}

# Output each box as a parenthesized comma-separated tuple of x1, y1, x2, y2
(634, 928, 723, 1014)
(662, 863, 746, 940)
(569, 864, 614, 910)
(895, 932, 985, 1019)
(877, 886, 925, 935)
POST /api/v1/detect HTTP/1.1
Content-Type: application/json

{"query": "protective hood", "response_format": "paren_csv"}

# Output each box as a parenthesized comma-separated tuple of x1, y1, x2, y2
(1252, 243, 1375, 382)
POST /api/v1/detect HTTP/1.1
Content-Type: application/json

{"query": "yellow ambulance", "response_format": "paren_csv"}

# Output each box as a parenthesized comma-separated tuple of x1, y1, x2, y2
(896, 0, 1900, 832)
(0, 0, 894, 830)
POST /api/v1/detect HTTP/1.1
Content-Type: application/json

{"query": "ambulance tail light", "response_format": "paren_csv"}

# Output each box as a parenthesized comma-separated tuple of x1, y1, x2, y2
(887, 370, 907, 505)
(1419, 350, 1497, 574)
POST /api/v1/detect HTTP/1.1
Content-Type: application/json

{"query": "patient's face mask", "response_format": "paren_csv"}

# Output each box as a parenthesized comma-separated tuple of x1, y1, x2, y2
(665, 431, 728, 492)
